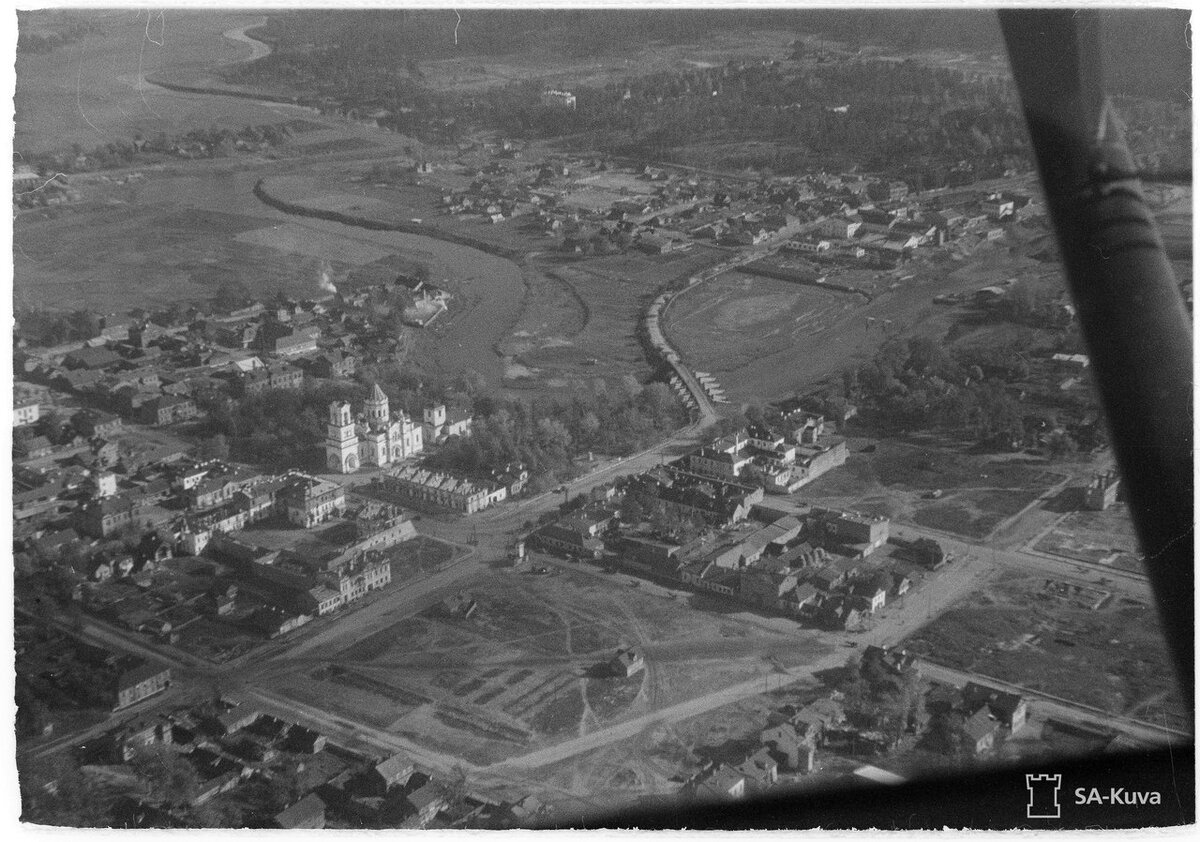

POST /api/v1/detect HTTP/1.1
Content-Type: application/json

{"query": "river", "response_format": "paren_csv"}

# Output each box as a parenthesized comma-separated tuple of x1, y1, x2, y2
(29, 11, 529, 391)
(223, 18, 273, 63)
(129, 166, 526, 389)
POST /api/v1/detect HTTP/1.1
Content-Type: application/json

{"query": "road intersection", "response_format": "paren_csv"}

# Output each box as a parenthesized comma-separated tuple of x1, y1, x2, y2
(26, 415, 1185, 784)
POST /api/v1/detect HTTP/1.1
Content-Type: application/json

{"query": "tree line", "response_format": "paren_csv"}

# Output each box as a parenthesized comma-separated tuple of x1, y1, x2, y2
(15, 122, 296, 178)
(425, 381, 685, 486)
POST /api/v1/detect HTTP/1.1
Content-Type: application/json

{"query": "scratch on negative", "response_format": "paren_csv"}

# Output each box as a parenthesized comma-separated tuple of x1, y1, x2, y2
(1139, 524, 1195, 565)
(15, 174, 71, 197)
(138, 10, 166, 119)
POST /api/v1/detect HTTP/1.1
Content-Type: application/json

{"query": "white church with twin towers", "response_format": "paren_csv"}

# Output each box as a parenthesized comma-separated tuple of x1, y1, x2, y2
(325, 385, 473, 474)
(325, 384, 424, 474)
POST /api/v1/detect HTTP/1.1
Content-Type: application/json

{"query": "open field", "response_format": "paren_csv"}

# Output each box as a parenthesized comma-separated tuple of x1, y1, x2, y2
(15, 9, 308, 153)
(265, 567, 830, 768)
(502, 248, 722, 393)
(666, 270, 860, 374)
(1034, 504, 1142, 570)
(14, 201, 348, 311)
(796, 438, 1067, 541)
(663, 228, 1056, 405)
(903, 571, 1188, 732)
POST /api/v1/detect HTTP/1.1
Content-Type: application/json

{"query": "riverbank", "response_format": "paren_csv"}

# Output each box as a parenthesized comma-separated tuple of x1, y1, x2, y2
(253, 177, 526, 262)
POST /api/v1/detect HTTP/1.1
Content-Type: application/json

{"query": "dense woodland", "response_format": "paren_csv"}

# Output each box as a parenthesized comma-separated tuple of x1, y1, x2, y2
(477, 61, 1031, 176)
(224, 8, 1188, 176)
(838, 318, 1096, 455)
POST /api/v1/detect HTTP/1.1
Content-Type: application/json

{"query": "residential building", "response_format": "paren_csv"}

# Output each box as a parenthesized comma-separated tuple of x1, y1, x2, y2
(636, 467, 763, 527)
(867, 179, 909, 203)
(279, 473, 346, 527)
(258, 320, 320, 356)
(274, 794, 327, 829)
(734, 747, 780, 789)
(760, 722, 806, 771)
(362, 752, 415, 795)
(1084, 470, 1120, 511)
(819, 214, 864, 239)
(784, 236, 833, 253)
(812, 507, 890, 554)
(309, 350, 358, 379)
(380, 465, 505, 514)
(72, 408, 123, 438)
(981, 193, 1015, 220)
(14, 399, 39, 427)
(115, 660, 172, 710)
(75, 494, 172, 539)
(607, 648, 646, 677)
(687, 765, 746, 801)
(540, 89, 577, 110)
(534, 520, 605, 559)
(687, 438, 754, 481)
(235, 362, 304, 397)
(15, 435, 55, 460)
(406, 783, 449, 828)
(962, 707, 1000, 754)
(63, 346, 123, 371)
(961, 682, 1028, 734)
(207, 319, 259, 349)
(138, 395, 200, 426)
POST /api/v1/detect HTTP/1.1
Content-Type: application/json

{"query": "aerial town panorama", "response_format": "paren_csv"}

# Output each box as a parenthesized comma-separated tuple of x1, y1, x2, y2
(10, 6, 1193, 830)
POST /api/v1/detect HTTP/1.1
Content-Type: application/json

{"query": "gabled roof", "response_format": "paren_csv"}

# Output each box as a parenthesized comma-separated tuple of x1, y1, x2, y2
(116, 659, 170, 691)
(275, 793, 326, 828)
(374, 751, 415, 782)
(407, 781, 446, 811)
(962, 682, 1025, 720)
(963, 707, 999, 742)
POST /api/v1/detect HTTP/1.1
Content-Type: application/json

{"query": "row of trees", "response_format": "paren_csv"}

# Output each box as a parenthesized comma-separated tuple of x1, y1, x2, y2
(15, 122, 295, 177)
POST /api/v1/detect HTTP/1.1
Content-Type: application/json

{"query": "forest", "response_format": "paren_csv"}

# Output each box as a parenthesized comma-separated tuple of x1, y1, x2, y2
(424, 382, 684, 486)
(839, 329, 1092, 455)
(219, 7, 1188, 177)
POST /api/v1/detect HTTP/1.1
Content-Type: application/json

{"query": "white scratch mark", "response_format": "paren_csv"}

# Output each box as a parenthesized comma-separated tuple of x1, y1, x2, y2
(144, 9, 165, 47)
(15, 174, 71, 198)
(76, 46, 107, 139)
(454, 10, 462, 46)
(138, 10, 166, 120)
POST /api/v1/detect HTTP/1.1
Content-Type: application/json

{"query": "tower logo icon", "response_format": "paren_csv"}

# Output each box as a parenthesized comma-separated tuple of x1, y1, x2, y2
(1026, 773, 1062, 819)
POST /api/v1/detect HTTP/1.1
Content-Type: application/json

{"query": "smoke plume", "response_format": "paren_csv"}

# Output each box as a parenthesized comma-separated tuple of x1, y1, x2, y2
(318, 260, 337, 295)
